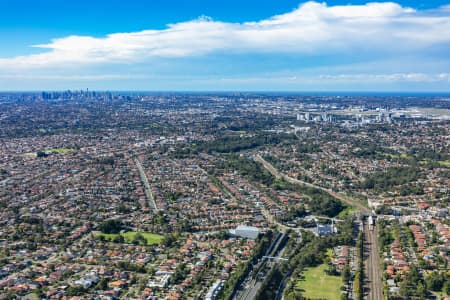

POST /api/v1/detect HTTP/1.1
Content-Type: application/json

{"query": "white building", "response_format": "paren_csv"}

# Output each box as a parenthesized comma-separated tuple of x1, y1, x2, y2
(205, 280, 224, 300)
(317, 224, 334, 236)
(229, 225, 260, 239)
(148, 271, 173, 288)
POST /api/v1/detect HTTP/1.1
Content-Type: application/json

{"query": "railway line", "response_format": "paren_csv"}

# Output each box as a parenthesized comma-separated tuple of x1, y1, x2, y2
(363, 217, 383, 300)
(256, 154, 384, 300)
(134, 157, 158, 212)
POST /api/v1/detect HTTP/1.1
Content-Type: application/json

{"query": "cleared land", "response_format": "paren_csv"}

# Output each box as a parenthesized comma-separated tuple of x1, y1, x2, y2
(296, 263, 342, 300)
(25, 148, 77, 157)
(337, 206, 356, 218)
(437, 160, 450, 167)
(95, 231, 163, 245)
(47, 148, 76, 154)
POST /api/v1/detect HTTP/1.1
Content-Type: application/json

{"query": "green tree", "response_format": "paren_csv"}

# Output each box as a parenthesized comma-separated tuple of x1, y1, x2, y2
(425, 271, 444, 292)
(66, 286, 87, 296)
(133, 232, 146, 245)
(96, 277, 108, 290)
(113, 234, 125, 243)
(342, 266, 351, 283)
(99, 219, 123, 234)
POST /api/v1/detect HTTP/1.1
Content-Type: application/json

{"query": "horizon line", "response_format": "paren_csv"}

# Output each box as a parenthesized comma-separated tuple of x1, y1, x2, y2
(2, 90, 450, 95)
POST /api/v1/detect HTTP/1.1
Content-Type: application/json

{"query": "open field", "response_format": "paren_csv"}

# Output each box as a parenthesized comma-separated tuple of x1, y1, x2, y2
(412, 107, 450, 116)
(437, 160, 450, 167)
(382, 152, 450, 167)
(338, 206, 356, 217)
(329, 107, 450, 117)
(47, 148, 76, 154)
(95, 231, 163, 245)
(296, 262, 342, 300)
(25, 148, 77, 157)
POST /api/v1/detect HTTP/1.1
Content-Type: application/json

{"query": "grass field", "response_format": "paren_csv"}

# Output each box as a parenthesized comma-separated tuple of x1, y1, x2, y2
(296, 262, 342, 300)
(95, 231, 163, 245)
(48, 148, 76, 154)
(338, 206, 356, 217)
(437, 160, 450, 167)
(382, 152, 450, 168)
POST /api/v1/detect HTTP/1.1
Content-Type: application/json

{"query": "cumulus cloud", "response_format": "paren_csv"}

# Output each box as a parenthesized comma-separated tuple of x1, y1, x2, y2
(1, 72, 449, 84)
(316, 73, 450, 82)
(0, 74, 148, 81)
(1, 1, 450, 70)
(211, 73, 450, 84)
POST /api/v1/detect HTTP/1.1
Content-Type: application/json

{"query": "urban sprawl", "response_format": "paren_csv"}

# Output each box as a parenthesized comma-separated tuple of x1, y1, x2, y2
(0, 91, 449, 300)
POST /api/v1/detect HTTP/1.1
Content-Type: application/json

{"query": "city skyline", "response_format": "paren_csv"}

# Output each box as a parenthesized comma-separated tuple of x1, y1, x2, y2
(1, 0, 450, 91)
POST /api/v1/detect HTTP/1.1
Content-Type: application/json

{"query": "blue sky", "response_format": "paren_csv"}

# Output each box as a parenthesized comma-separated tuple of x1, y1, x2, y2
(0, 0, 450, 91)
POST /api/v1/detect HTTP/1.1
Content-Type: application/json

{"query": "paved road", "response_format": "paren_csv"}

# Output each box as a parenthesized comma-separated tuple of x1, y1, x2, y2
(134, 157, 158, 212)
(364, 220, 383, 300)
(255, 155, 371, 214)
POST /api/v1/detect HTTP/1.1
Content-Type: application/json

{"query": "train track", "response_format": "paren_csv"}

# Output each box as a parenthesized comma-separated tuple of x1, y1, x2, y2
(364, 219, 383, 300)
(254, 155, 370, 214)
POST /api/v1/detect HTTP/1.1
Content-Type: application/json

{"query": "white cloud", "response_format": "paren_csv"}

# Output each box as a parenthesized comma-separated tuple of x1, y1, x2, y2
(316, 73, 450, 82)
(0, 1, 449, 70)
(2, 72, 449, 82)
(205, 73, 450, 84)
(0, 74, 150, 81)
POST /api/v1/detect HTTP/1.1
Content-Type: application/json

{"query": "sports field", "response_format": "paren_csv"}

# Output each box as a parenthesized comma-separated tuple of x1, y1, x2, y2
(95, 231, 163, 245)
(296, 262, 342, 300)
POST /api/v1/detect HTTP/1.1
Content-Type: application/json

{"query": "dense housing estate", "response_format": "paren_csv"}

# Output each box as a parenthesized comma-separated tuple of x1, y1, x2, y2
(0, 92, 449, 299)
